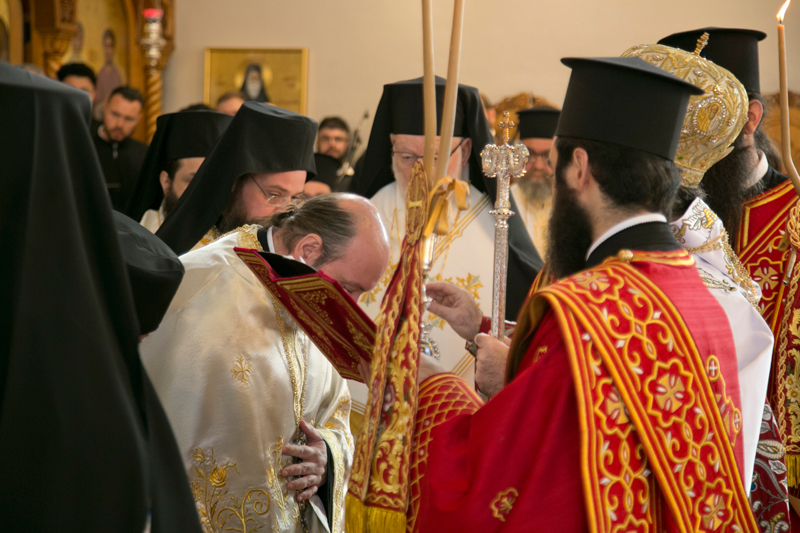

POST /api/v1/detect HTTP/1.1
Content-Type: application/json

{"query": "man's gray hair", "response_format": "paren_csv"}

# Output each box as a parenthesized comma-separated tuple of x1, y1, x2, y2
(266, 194, 357, 265)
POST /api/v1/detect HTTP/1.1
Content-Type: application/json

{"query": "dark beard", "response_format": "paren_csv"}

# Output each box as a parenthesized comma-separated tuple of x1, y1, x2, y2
(163, 185, 179, 216)
(217, 178, 250, 234)
(700, 135, 758, 247)
(546, 170, 594, 279)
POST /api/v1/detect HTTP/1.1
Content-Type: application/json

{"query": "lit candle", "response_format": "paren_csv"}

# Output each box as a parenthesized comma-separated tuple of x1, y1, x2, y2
(143, 8, 163, 20)
(435, 0, 465, 181)
(422, 0, 436, 185)
(778, 0, 800, 193)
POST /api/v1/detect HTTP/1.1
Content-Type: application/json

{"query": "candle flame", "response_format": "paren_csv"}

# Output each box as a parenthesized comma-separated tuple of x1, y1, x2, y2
(779, 0, 791, 22)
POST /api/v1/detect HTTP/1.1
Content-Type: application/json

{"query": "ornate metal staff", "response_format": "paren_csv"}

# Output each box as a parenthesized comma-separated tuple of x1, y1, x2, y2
(481, 112, 529, 338)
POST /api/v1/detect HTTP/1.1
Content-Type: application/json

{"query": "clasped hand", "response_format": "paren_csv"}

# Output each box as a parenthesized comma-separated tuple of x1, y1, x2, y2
(281, 420, 327, 502)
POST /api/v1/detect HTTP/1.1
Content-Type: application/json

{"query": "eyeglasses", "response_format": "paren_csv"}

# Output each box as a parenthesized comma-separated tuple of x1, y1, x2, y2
(250, 175, 307, 207)
(526, 150, 552, 169)
(392, 139, 465, 169)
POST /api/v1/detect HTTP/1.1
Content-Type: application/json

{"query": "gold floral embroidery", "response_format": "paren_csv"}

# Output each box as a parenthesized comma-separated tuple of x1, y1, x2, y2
(325, 394, 351, 429)
(790, 309, 800, 340)
(191, 447, 271, 533)
(267, 437, 290, 522)
(490, 487, 518, 522)
(297, 290, 333, 325)
(231, 357, 253, 384)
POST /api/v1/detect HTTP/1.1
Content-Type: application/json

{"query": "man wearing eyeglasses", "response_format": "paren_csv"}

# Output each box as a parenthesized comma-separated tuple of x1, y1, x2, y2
(510, 106, 560, 257)
(156, 102, 315, 255)
(348, 76, 541, 400)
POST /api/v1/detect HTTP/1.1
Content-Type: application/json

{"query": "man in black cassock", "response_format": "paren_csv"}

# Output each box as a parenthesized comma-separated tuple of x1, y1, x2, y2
(156, 101, 317, 255)
(92, 85, 148, 211)
(511, 106, 560, 258)
(125, 109, 233, 233)
(0, 61, 201, 533)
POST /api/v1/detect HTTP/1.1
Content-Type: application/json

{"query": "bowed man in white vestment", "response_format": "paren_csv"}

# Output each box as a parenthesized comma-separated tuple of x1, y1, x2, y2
(140, 194, 390, 533)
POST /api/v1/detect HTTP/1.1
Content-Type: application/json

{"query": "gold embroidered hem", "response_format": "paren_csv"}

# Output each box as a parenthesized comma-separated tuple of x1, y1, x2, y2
(317, 428, 347, 533)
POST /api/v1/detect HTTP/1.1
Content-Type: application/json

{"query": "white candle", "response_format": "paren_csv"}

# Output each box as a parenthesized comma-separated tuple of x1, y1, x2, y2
(422, 0, 436, 185)
(435, 0, 465, 181)
(778, 0, 800, 194)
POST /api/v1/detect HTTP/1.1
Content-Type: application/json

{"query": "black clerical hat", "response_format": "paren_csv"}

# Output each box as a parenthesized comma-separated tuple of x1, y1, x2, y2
(658, 28, 766, 94)
(350, 76, 490, 199)
(517, 106, 560, 140)
(125, 110, 233, 222)
(556, 57, 704, 160)
(112, 211, 185, 335)
(156, 102, 318, 255)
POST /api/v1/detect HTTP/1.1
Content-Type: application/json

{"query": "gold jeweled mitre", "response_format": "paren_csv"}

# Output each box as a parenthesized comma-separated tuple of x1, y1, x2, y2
(622, 34, 749, 188)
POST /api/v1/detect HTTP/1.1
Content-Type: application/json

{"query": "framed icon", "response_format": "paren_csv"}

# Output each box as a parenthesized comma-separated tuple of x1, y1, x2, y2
(204, 47, 308, 114)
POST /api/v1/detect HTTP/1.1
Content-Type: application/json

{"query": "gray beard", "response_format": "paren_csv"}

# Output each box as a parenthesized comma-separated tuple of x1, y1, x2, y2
(246, 80, 262, 99)
(516, 175, 553, 203)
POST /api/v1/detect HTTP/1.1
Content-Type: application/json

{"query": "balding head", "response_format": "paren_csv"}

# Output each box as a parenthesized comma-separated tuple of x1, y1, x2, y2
(269, 193, 390, 299)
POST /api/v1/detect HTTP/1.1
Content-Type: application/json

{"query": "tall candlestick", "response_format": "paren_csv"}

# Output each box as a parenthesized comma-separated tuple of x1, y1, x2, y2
(422, 0, 436, 186)
(435, 0, 465, 181)
(778, 0, 800, 194)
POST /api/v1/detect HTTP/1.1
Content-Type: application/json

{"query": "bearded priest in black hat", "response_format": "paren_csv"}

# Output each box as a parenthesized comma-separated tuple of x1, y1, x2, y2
(349, 76, 541, 399)
(416, 57, 758, 531)
(661, 28, 800, 501)
(156, 102, 316, 255)
(511, 105, 560, 257)
(125, 109, 232, 233)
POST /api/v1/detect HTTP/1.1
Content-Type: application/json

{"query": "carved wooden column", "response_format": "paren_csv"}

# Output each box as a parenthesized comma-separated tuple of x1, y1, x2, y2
(35, 0, 78, 78)
(139, 8, 167, 141)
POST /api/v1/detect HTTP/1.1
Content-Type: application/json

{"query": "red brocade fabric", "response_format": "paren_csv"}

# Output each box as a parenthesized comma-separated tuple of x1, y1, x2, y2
(417, 251, 754, 532)
(407, 374, 484, 532)
(736, 180, 800, 494)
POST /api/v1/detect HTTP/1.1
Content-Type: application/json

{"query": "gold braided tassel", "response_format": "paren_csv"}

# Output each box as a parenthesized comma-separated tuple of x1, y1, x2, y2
(346, 494, 407, 533)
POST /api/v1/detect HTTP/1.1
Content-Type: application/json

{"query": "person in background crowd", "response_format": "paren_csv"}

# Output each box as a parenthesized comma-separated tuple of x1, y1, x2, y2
(216, 91, 246, 115)
(125, 110, 233, 233)
(57, 62, 96, 102)
(92, 86, 147, 211)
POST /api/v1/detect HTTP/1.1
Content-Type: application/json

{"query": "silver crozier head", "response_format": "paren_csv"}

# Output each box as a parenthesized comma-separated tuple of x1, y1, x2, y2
(480, 111, 529, 180)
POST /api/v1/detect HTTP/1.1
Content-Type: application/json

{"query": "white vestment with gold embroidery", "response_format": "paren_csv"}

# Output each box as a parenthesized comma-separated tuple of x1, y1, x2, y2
(141, 229, 353, 533)
(670, 197, 773, 493)
(139, 200, 167, 234)
(349, 181, 496, 407)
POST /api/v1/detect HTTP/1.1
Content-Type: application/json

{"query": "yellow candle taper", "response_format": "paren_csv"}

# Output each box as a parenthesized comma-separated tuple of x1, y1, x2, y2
(778, 0, 800, 195)
(422, 0, 436, 186)
(435, 0, 465, 181)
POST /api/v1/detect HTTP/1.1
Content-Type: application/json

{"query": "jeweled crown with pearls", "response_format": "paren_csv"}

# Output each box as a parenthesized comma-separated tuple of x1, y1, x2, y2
(622, 34, 749, 188)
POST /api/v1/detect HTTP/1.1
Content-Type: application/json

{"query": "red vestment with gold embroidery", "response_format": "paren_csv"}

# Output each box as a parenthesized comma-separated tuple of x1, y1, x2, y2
(735, 180, 800, 488)
(415, 251, 756, 532)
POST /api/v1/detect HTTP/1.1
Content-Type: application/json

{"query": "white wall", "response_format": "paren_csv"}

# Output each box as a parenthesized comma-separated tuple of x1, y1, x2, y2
(164, 0, 800, 145)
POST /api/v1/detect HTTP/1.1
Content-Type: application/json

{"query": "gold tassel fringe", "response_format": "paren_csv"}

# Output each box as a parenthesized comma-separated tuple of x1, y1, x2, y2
(345, 493, 407, 533)
(788, 453, 800, 490)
